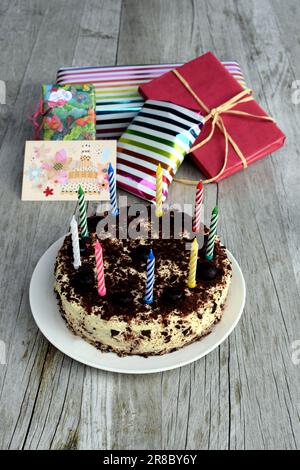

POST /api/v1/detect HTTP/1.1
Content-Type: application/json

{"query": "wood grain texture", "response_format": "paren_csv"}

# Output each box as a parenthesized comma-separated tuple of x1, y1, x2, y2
(0, 1, 49, 142)
(0, 0, 299, 450)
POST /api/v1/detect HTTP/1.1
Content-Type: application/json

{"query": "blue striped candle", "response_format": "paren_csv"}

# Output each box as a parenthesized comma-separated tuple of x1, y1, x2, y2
(108, 162, 119, 216)
(144, 249, 155, 304)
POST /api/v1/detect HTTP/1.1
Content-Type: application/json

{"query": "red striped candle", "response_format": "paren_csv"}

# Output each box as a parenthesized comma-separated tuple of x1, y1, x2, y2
(95, 240, 106, 297)
(192, 181, 203, 233)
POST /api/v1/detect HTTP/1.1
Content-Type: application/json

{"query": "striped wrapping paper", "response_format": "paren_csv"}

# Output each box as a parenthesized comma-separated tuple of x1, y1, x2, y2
(117, 100, 204, 203)
(56, 62, 246, 140)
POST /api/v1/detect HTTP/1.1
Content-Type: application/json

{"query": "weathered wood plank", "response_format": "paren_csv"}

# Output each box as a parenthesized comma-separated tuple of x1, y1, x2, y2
(0, 0, 89, 450)
(194, 0, 300, 449)
(9, 0, 123, 451)
(72, 0, 122, 66)
(0, 0, 299, 451)
(0, 0, 49, 144)
(107, 0, 219, 452)
(265, 0, 300, 294)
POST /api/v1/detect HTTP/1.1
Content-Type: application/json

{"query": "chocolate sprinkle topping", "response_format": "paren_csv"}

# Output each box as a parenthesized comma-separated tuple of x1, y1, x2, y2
(111, 329, 119, 337)
(196, 261, 219, 282)
(141, 330, 151, 338)
(110, 291, 134, 307)
(70, 267, 95, 291)
(79, 238, 88, 255)
(55, 207, 231, 322)
(161, 286, 185, 304)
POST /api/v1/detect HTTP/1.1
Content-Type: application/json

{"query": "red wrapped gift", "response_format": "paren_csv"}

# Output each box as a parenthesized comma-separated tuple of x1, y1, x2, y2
(139, 52, 285, 182)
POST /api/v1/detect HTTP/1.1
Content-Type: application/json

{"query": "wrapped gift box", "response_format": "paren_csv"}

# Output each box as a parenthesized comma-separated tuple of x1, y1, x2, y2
(117, 100, 204, 202)
(139, 52, 285, 182)
(56, 62, 246, 140)
(36, 84, 96, 140)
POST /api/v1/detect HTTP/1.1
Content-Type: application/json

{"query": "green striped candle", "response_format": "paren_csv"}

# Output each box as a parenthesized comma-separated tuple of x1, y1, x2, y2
(205, 207, 219, 261)
(78, 185, 89, 238)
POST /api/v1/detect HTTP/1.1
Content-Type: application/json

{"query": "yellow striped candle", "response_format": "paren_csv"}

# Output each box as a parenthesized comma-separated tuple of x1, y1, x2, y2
(155, 163, 163, 217)
(187, 238, 199, 288)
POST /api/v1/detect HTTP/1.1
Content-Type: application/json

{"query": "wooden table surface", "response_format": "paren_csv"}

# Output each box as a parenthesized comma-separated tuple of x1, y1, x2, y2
(0, 0, 299, 450)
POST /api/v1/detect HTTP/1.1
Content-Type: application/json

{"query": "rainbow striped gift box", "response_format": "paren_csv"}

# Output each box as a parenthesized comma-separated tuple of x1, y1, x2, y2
(117, 100, 204, 203)
(56, 62, 246, 140)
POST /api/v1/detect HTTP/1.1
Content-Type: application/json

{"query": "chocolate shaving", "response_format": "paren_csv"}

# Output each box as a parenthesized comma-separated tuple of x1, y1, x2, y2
(55, 207, 231, 323)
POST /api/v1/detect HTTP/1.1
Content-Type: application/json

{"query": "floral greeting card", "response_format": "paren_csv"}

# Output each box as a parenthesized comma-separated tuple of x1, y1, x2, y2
(22, 140, 116, 201)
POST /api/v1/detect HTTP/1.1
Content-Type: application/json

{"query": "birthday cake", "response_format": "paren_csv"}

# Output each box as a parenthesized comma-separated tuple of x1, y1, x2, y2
(54, 208, 232, 357)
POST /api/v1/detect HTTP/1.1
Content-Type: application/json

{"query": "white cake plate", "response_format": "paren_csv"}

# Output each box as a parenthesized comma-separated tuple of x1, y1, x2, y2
(29, 236, 246, 374)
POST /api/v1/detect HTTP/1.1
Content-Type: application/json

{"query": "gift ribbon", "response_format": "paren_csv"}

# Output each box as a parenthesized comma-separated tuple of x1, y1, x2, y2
(171, 69, 275, 185)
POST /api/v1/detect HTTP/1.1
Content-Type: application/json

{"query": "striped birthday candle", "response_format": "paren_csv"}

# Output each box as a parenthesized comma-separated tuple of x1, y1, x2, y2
(78, 185, 89, 238)
(95, 240, 106, 297)
(192, 180, 203, 233)
(144, 249, 155, 304)
(205, 207, 219, 261)
(70, 215, 81, 269)
(187, 238, 199, 289)
(108, 162, 119, 216)
(155, 163, 163, 217)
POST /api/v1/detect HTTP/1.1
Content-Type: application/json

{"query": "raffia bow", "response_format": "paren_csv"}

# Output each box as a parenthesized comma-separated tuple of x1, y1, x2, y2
(171, 69, 275, 185)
